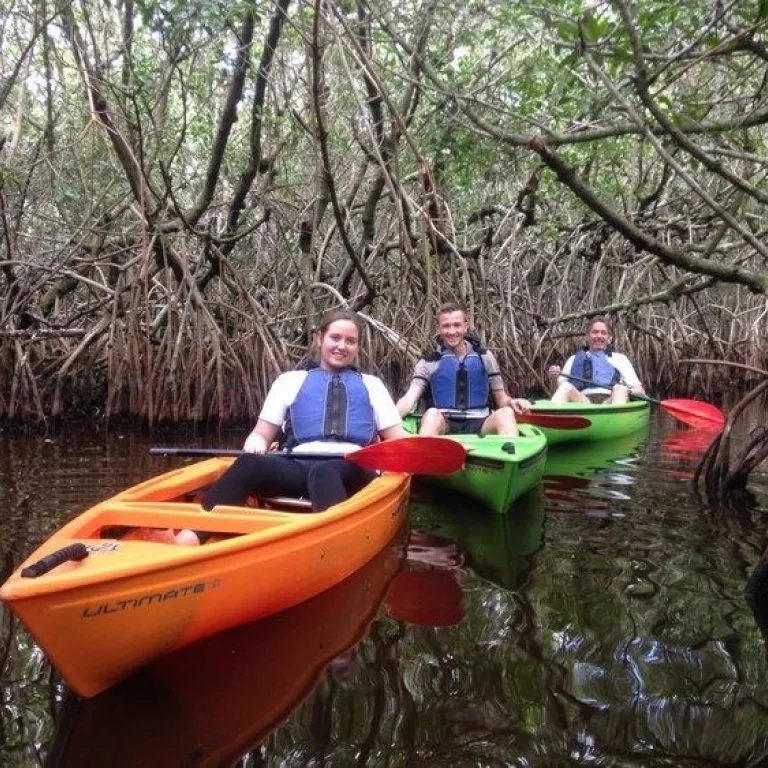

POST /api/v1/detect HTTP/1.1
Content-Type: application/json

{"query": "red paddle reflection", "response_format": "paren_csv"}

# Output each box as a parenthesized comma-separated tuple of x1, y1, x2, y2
(661, 427, 719, 479)
(386, 531, 465, 628)
(662, 427, 719, 459)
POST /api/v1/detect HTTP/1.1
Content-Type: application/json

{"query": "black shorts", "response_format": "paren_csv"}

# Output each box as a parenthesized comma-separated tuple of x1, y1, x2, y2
(444, 415, 486, 435)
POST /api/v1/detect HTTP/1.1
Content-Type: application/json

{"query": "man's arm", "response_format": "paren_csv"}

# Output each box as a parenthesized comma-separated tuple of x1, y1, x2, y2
(613, 354, 645, 395)
(491, 388, 531, 414)
(395, 359, 433, 417)
(484, 351, 530, 414)
(548, 355, 575, 387)
(396, 379, 426, 417)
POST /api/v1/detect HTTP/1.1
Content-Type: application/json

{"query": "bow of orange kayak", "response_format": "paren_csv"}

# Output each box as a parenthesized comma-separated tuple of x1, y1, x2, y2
(0, 458, 410, 698)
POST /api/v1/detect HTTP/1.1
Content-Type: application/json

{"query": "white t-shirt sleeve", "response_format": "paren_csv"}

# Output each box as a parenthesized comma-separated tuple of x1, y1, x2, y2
(258, 371, 307, 426)
(362, 374, 402, 431)
(610, 354, 641, 388)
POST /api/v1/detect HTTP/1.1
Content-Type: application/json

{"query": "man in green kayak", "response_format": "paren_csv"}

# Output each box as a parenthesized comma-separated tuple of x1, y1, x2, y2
(396, 301, 530, 435)
(547, 317, 645, 404)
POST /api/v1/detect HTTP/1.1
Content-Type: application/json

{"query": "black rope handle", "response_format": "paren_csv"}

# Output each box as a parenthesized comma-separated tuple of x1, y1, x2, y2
(21, 543, 89, 578)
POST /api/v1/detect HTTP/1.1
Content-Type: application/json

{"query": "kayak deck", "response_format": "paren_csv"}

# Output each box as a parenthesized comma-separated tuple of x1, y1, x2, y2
(434, 426, 548, 512)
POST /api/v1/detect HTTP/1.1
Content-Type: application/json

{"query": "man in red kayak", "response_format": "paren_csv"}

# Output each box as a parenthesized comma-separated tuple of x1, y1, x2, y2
(396, 301, 530, 436)
(547, 317, 645, 404)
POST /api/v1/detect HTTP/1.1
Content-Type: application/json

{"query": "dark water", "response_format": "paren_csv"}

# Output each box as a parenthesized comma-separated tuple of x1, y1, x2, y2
(2, 412, 768, 767)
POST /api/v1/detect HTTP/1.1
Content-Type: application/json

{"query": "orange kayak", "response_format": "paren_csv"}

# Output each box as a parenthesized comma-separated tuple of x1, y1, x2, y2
(46, 530, 406, 766)
(0, 458, 410, 698)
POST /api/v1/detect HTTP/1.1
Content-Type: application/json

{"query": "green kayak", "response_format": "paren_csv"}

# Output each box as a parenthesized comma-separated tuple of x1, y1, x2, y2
(403, 416, 548, 513)
(529, 399, 650, 445)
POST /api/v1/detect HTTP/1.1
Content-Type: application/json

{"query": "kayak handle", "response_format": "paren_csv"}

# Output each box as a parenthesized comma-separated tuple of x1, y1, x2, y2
(21, 543, 89, 578)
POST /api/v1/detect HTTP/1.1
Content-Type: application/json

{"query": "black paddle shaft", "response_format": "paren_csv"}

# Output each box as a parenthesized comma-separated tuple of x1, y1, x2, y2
(149, 447, 352, 461)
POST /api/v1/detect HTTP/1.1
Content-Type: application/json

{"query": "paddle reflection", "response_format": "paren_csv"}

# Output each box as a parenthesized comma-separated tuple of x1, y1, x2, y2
(386, 531, 465, 627)
(660, 426, 720, 480)
(45, 527, 407, 768)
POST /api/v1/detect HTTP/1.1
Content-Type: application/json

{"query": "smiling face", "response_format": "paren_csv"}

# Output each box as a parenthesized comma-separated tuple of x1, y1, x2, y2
(317, 319, 360, 371)
(586, 320, 612, 351)
(437, 310, 469, 353)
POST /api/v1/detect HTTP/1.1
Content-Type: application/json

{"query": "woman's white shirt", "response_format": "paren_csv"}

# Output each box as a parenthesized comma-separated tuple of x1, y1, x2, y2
(259, 370, 401, 454)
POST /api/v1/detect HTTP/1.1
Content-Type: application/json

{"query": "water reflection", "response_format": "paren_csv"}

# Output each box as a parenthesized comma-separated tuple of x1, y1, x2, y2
(543, 429, 648, 513)
(44, 529, 406, 767)
(408, 485, 544, 591)
(659, 424, 721, 481)
(386, 532, 465, 627)
(3, 415, 768, 765)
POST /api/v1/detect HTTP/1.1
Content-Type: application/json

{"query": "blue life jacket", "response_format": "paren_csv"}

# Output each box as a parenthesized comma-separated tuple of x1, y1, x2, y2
(429, 342, 489, 410)
(570, 348, 621, 390)
(285, 368, 377, 448)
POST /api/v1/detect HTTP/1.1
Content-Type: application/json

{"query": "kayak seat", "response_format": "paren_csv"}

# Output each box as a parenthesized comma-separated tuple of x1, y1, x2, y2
(262, 496, 313, 512)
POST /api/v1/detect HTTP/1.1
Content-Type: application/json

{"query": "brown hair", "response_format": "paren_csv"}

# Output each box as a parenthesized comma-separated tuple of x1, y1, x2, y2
(437, 301, 466, 320)
(588, 316, 613, 334)
(318, 309, 364, 337)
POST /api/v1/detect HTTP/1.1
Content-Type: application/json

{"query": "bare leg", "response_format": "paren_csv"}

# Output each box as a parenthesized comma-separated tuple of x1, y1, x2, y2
(481, 405, 519, 436)
(550, 382, 590, 404)
(418, 407, 448, 436)
(605, 384, 630, 404)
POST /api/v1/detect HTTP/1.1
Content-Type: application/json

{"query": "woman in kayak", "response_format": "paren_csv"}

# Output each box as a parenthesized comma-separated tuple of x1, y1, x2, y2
(171, 309, 407, 545)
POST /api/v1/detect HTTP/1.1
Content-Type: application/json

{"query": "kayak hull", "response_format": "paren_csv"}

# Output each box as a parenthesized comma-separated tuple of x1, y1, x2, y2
(0, 458, 410, 698)
(403, 418, 547, 512)
(530, 399, 650, 444)
(435, 427, 547, 512)
(45, 531, 406, 766)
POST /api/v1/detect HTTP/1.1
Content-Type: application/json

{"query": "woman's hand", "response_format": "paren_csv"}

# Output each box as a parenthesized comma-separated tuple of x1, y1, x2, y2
(243, 431, 268, 453)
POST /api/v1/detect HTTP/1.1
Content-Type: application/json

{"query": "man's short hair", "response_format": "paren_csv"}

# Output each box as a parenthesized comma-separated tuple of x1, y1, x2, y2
(588, 316, 612, 334)
(437, 301, 466, 319)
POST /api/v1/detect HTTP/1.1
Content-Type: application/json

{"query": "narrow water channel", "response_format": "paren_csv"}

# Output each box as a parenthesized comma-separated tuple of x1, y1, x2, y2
(1, 409, 767, 766)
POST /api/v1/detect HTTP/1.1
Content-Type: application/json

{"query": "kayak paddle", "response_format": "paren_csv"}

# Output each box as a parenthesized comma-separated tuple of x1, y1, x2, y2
(558, 373, 725, 429)
(150, 436, 466, 475)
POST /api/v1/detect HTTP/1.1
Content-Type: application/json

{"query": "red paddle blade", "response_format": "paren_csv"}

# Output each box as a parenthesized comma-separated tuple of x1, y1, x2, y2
(348, 437, 466, 475)
(519, 413, 592, 430)
(661, 399, 725, 430)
